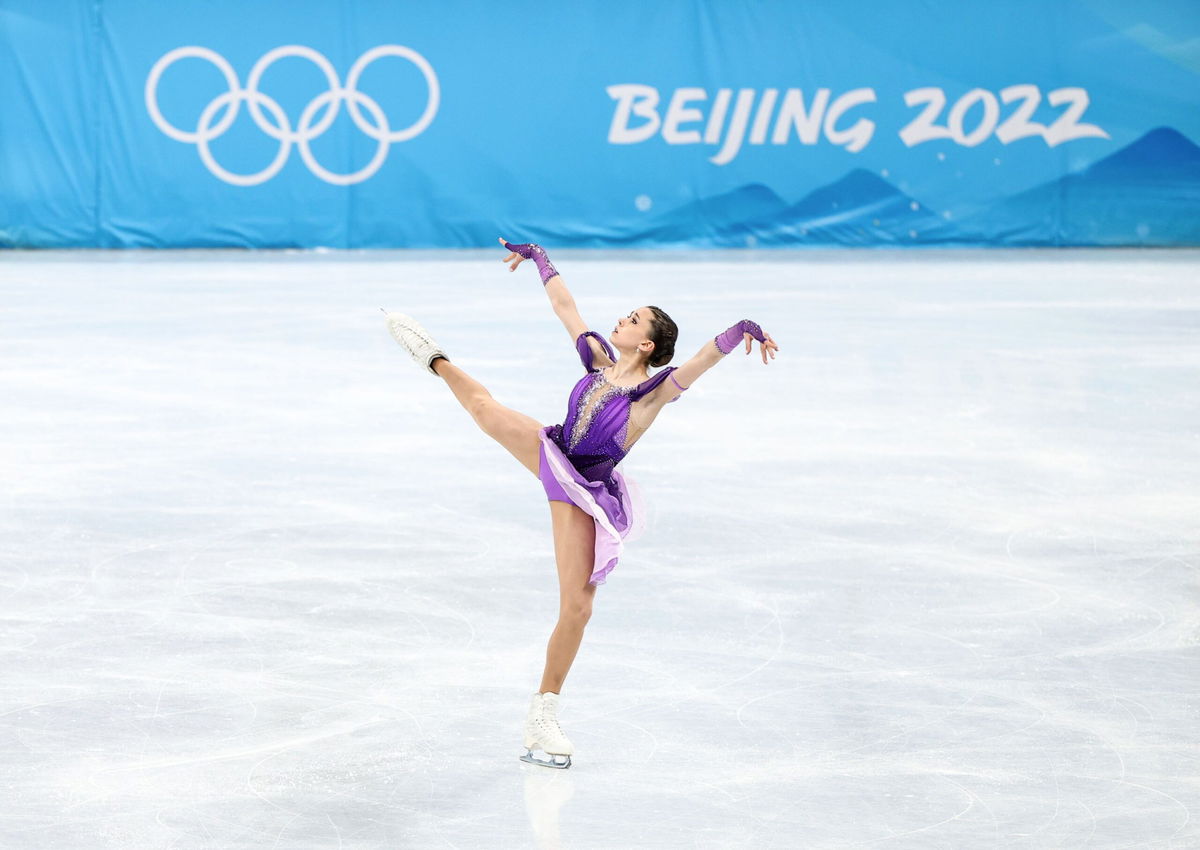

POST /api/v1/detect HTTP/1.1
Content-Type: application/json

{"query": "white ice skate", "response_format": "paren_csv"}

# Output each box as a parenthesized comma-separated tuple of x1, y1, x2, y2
(521, 692, 574, 769)
(382, 311, 448, 375)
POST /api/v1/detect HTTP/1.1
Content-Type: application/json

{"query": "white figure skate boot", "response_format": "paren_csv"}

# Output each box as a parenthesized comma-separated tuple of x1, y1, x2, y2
(520, 692, 574, 769)
(383, 311, 448, 376)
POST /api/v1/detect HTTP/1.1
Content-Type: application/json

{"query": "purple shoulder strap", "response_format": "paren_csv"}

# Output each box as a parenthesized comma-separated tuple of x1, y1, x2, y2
(576, 331, 617, 372)
(631, 366, 684, 401)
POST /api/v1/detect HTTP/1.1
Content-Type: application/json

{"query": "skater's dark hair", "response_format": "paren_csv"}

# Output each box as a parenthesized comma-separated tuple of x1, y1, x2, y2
(645, 306, 677, 368)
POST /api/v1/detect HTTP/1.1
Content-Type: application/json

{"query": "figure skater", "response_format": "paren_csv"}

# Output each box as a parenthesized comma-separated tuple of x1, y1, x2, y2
(383, 238, 779, 768)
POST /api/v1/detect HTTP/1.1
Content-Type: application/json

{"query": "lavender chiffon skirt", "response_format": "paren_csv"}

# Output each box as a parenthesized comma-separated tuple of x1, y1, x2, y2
(537, 426, 647, 585)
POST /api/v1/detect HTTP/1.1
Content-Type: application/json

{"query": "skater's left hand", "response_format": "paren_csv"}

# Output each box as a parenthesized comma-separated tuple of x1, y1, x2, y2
(746, 331, 779, 364)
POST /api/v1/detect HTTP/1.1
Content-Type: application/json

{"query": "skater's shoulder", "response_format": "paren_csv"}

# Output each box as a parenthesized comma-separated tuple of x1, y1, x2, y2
(576, 331, 616, 372)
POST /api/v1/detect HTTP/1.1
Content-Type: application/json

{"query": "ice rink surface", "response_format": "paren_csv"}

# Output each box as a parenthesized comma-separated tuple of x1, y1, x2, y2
(1, 249, 1198, 849)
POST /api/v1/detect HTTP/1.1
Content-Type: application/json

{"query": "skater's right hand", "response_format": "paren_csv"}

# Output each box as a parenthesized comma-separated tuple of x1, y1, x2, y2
(498, 237, 529, 272)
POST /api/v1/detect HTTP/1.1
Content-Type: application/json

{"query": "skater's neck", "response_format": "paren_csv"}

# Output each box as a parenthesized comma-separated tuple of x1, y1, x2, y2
(604, 360, 649, 385)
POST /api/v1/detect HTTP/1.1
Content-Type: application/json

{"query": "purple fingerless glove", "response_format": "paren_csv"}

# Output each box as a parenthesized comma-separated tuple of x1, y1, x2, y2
(714, 319, 767, 354)
(503, 240, 559, 285)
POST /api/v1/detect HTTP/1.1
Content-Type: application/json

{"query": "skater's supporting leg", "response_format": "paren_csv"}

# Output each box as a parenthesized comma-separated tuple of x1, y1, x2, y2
(540, 501, 597, 694)
(432, 358, 542, 477)
(541, 619, 591, 695)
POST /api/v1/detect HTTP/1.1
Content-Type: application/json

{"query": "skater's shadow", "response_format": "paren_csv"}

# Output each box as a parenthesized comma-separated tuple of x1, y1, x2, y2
(522, 762, 576, 849)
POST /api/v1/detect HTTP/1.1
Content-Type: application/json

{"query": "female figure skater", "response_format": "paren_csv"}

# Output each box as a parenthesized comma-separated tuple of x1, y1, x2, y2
(384, 239, 778, 768)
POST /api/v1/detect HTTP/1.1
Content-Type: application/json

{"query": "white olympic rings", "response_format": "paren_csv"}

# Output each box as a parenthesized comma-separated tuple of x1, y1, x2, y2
(145, 45, 439, 186)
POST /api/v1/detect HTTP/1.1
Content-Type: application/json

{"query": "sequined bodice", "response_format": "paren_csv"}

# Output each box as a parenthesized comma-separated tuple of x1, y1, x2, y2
(549, 332, 686, 487)
(567, 372, 636, 452)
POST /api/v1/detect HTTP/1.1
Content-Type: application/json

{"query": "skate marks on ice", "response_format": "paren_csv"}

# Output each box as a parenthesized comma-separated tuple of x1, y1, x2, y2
(574, 552, 1195, 846)
(549, 381, 1198, 844)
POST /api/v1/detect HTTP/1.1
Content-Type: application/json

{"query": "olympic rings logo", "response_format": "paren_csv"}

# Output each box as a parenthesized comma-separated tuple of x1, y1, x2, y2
(145, 45, 439, 186)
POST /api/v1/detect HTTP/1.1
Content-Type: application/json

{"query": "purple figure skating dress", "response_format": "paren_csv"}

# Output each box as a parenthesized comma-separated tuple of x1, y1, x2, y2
(537, 331, 687, 586)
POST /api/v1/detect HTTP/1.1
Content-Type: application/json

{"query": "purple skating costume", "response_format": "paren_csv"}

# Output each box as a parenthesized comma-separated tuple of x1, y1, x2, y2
(537, 332, 687, 586)
(504, 238, 769, 586)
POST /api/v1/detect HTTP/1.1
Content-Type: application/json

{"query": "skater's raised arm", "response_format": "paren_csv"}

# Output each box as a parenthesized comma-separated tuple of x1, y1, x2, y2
(499, 237, 612, 364)
(647, 319, 779, 406)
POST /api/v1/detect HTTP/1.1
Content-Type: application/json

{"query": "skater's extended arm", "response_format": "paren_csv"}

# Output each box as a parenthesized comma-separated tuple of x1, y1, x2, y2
(646, 319, 779, 406)
(499, 237, 613, 366)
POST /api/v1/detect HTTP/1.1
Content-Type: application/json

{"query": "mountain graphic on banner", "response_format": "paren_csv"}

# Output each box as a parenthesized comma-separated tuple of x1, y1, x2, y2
(640, 184, 788, 243)
(648, 169, 945, 245)
(640, 128, 1199, 246)
(962, 127, 1200, 245)
(724, 169, 944, 245)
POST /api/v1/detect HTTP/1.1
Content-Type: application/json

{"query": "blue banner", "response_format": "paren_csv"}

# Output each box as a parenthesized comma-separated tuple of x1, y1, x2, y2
(2, 0, 1198, 247)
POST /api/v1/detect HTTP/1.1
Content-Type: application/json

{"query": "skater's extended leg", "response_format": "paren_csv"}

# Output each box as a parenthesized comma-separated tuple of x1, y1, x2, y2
(385, 311, 542, 477)
(540, 500, 597, 695)
(432, 358, 542, 477)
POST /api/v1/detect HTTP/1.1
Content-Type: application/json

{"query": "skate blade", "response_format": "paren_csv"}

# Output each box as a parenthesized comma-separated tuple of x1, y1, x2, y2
(520, 749, 571, 769)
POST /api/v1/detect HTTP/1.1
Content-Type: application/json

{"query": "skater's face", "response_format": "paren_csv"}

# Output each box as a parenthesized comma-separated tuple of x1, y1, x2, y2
(612, 306, 653, 355)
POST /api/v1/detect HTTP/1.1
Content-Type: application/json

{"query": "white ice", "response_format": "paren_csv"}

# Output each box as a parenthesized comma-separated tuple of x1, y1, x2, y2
(1, 249, 1197, 848)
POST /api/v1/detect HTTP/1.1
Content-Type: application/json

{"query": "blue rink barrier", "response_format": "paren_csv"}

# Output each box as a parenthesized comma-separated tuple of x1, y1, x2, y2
(1, 1, 1197, 248)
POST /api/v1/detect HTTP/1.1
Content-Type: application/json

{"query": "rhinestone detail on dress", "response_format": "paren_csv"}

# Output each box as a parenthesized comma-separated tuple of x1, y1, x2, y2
(567, 373, 632, 452)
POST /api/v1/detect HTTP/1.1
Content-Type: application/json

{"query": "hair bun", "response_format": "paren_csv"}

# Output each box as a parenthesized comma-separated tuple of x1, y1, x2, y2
(645, 306, 678, 368)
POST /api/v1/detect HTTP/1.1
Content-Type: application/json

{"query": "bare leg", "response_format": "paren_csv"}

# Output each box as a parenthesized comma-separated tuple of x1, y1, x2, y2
(541, 616, 591, 695)
(540, 500, 598, 694)
(432, 357, 542, 477)
(426, 359, 593, 692)
(431, 356, 485, 413)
